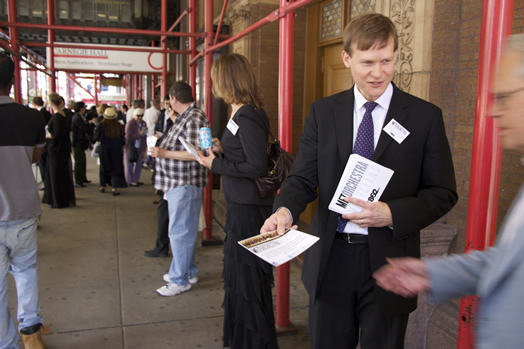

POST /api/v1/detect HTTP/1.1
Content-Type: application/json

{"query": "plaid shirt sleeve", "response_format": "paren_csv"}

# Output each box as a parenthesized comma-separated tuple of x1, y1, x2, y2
(154, 106, 210, 191)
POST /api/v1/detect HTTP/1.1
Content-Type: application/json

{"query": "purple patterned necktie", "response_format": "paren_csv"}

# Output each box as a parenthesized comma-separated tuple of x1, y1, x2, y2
(336, 101, 378, 232)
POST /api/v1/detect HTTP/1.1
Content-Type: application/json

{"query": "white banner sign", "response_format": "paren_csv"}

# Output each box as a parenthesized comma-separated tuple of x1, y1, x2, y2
(47, 43, 167, 73)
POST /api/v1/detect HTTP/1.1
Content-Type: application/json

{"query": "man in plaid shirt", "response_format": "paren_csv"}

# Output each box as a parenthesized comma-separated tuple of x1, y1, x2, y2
(150, 81, 210, 296)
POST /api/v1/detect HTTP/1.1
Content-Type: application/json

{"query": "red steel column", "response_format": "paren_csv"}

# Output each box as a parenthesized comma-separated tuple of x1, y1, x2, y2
(189, 0, 197, 98)
(47, 0, 56, 92)
(276, 0, 295, 332)
(94, 74, 99, 106)
(161, 0, 168, 98)
(203, 0, 214, 241)
(457, 0, 514, 348)
(7, 0, 21, 103)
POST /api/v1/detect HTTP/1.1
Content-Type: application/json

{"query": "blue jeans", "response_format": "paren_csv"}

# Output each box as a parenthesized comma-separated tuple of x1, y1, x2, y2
(0, 218, 43, 349)
(165, 185, 201, 286)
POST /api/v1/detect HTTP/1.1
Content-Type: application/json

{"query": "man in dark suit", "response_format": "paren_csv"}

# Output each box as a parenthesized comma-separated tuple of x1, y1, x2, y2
(261, 13, 457, 349)
(71, 101, 94, 186)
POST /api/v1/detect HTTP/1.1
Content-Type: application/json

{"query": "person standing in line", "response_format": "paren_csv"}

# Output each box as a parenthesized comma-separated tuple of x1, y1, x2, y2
(124, 108, 147, 187)
(150, 81, 209, 296)
(373, 33, 524, 349)
(71, 101, 94, 187)
(93, 107, 127, 196)
(126, 99, 143, 124)
(32, 96, 52, 188)
(144, 95, 174, 258)
(260, 13, 457, 349)
(0, 52, 47, 349)
(143, 98, 162, 169)
(42, 92, 76, 209)
(199, 54, 279, 349)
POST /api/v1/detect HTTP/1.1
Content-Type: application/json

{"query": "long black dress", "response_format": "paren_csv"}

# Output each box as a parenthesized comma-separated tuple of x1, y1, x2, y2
(210, 105, 278, 349)
(42, 112, 76, 208)
(94, 121, 127, 189)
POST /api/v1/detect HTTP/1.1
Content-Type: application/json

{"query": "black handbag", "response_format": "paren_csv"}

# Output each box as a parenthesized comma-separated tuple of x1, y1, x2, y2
(127, 142, 139, 163)
(238, 108, 295, 199)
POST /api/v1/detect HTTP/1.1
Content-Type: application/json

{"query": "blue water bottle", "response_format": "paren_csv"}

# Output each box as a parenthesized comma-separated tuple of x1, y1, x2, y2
(199, 127, 212, 155)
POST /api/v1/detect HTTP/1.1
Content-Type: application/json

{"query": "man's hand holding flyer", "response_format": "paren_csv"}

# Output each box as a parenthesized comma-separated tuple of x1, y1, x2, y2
(328, 154, 394, 215)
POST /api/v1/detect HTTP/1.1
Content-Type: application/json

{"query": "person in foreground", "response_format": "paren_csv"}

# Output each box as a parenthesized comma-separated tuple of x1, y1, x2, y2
(150, 81, 209, 296)
(199, 54, 279, 349)
(0, 53, 47, 348)
(373, 34, 524, 349)
(260, 13, 457, 349)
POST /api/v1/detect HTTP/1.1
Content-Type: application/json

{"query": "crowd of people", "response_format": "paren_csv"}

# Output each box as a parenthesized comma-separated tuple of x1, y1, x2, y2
(30, 95, 166, 202)
(3, 11, 524, 349)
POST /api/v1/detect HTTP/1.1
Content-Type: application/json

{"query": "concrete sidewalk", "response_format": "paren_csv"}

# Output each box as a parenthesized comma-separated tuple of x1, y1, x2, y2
(7, 156, 311, 349)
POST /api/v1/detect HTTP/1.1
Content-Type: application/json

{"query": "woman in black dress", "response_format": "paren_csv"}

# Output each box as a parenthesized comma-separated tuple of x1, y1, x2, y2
(42, 92, 76, 208)
(199, 54, 278, 349)
(93, 106, 127, 195)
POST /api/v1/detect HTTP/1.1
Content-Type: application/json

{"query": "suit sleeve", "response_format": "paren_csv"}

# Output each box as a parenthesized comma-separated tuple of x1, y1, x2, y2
(386, 109, 458, 239)
(211, 113, 269, 178)
(273, 103, 321, 223)
(427, 248, 497, 303)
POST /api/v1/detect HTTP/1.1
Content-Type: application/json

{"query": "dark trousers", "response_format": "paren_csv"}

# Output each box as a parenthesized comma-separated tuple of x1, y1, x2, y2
(37, 151, 47, 183)
(152, 196, 170, 253)
(309, 237, 409, 349)
(73, 143, 87, 184)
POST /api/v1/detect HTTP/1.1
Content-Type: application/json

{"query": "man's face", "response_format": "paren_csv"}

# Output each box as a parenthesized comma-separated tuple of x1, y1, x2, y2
(489, 49, 524, 153)
(341, 37, 397, 102)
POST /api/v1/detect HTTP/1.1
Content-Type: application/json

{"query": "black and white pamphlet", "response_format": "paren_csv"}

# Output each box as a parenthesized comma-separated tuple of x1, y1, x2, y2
(328, 154, 394, 215)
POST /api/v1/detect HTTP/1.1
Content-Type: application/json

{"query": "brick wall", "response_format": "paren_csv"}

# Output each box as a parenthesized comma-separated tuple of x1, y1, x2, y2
(431, 0, 524, 255)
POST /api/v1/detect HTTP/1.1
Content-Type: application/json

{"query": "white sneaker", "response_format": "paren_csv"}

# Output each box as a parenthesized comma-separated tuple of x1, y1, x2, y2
(156, 282, 191, 296)
(163, 273, 198, 284)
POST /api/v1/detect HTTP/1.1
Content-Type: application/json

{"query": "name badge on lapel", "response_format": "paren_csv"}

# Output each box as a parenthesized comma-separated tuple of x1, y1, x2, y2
(383, 119, 410, 144)
(227, 119, 239, 135)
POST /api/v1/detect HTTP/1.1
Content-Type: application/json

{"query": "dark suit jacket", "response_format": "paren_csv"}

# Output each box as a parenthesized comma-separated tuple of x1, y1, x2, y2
(71, 113, 93, 149)
(274, 84, 458, 315)
(211, 105, 274, 207)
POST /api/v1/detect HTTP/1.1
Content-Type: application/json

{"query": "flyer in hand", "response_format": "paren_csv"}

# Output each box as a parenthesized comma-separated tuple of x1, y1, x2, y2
(178, 136, 201, 160)
(328, 154, 394, 215)
(238, 229, 319, 267)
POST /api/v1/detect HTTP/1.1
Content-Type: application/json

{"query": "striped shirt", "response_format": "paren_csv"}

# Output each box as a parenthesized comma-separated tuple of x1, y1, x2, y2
(154, 104, 209, 191)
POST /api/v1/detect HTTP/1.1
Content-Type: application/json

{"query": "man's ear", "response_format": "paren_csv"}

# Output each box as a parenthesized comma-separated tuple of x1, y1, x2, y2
(341, 50, 352, 69)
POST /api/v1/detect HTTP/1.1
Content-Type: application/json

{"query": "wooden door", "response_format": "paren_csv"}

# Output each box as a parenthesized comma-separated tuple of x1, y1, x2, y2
(323, 43, 353, 96)
(299, 43, 353, 226)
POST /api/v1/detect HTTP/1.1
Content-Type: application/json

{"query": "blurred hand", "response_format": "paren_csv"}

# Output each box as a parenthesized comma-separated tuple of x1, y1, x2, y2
(211, 137, 223, 153)
(149, 147, 166, 158)
(343, 197, 393, 228)
(260, 208, 298, 236)
(373, 257, 429, 298)
(198, 147, 215, 169)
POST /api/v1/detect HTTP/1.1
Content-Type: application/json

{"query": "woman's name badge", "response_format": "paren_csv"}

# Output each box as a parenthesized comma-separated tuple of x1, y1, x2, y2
(383, 119, 410, 144)
(227, 119, 239, 135)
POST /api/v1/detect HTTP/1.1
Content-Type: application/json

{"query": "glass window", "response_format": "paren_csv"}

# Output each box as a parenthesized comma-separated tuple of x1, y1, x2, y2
(58, 0, 69, 20)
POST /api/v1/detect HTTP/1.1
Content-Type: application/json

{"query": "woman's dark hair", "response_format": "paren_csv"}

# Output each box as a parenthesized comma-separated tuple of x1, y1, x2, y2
(102, 118, 123, 139)
(211, 54, 264, 110)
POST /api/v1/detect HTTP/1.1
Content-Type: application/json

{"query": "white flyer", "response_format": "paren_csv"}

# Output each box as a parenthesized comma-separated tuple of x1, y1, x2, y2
(238, 229, 319, 267)
(146, 136, 158, 152)
(178, 136, 202, 160)
(328, 154, 394, 215)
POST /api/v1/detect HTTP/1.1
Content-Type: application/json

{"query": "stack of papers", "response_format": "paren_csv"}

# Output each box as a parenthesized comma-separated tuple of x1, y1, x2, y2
(328, 154, 394, 215)
(238, 229, 319, 267)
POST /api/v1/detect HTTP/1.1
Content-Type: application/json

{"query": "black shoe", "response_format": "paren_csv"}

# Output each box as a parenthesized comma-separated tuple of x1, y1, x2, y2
(75, 183, 86, 187)
(144, 249, 168, 258)
(83, 180, 92, 184)
(112, 189, 120, 196)
(129, 183, 139, 187)
(98, 186, 105, 193)
(137, 181, 144, 186)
